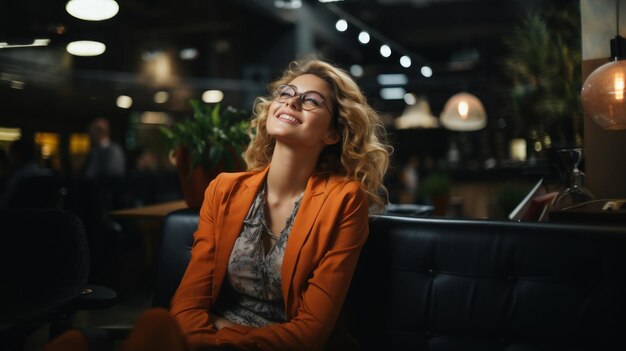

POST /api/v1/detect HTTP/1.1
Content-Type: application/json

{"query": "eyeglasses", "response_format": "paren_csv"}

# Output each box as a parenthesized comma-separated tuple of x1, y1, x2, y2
(273, 84, 331, 112)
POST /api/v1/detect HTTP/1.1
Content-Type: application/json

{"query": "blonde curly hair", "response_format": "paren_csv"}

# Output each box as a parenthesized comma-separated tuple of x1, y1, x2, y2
(244, 59, 392, 212)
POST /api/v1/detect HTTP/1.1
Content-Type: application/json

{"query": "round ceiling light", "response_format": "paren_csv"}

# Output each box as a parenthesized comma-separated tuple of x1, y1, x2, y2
(66, 40, 106, 56)
(66, 0, 119, 21)
(202, 90, 224, 103)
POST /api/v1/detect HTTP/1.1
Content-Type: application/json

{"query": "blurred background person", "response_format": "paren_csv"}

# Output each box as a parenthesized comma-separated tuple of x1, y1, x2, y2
(0, 138, 54, 207)
(79, 118, 127, 284)
(84, 117, 125, 178)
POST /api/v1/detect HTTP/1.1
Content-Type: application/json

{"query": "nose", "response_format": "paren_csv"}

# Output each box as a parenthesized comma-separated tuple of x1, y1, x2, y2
(284, 95, 302, 110)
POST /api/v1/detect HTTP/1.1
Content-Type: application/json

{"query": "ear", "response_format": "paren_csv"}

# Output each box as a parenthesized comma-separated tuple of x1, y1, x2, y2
(323, 130, 340, 145)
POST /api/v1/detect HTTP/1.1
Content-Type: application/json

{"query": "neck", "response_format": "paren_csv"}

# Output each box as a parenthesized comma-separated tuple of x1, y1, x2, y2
(266, 142, 321, 200)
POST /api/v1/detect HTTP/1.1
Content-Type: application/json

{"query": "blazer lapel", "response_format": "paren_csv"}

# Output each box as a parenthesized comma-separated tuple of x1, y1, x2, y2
(212, 167, 269, 300)
(281, 172, 329, 308)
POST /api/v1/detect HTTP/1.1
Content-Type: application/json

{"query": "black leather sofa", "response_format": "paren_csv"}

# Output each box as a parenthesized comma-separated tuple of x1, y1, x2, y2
(349, 215, 626, 351)
(158, 210, 626, 350)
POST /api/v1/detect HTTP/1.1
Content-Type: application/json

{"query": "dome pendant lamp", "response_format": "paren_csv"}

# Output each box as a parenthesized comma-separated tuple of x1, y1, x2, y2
(581, 0, 626, 130)
(66, 0, 119, 21)
(439, 92, 487, 131)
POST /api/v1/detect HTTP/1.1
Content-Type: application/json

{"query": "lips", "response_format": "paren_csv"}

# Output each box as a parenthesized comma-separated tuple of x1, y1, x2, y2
(276, 113, 302, 125)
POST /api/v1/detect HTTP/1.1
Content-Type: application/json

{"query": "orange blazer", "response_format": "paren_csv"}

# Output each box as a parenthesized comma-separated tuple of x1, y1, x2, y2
(170, 166, 369, 350)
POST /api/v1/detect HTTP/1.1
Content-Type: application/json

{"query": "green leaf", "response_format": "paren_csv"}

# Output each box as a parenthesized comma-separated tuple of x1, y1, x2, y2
(211, 104, 221, 128)
(158, 99, 251, 171)
(208, 144, 224, 170)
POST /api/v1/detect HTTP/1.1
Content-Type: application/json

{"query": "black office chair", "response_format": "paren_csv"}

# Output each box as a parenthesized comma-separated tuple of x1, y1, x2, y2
(78, 208, 198, 348)
(3, 174, 67, 209)
(0, 208, 117, 350)
(152, 208, 198, 308)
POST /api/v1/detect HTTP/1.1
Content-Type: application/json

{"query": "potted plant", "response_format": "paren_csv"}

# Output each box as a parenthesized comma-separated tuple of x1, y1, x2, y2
(417, 172, 452, 216)
(501, 4, 582, 149)
(160, 100, 250, 208)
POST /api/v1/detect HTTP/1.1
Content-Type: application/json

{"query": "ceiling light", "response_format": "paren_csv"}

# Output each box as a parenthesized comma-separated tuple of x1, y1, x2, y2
(274, 0, 302, 9)
(377, 74, 408, 86)
(380, 87, 406, 100)
(154, 91, 169, 104)
(66, 0, 119, 21)
(380, 45, 391, 58)
(202, 90, 224, 103)
(10, 81, 25, 90)
(440, 92, 487, 131)
(66, 40, 106, 56)
(582, 60, 626, 129)
(420, 66, 433, 77)
(0, 39, 50, 49)
(180, 48, 198, 60)
(140, 111, 170, 124)
(404, 93, 417, 105)
(358, 31, 370, 44)
(395, 98, 439, 129)
(350, 64, 364, 78)
(0, 128, 21, 142)
(400, 56, 411, 68)
(580, 0, 626, 130)
(335, 19, 348, 32)
(116, 95, 132, 109)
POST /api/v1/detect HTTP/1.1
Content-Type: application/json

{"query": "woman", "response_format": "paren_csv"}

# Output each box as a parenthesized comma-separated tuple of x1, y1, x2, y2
(46, 59, 390, 351)
(170, 59, 390, 350)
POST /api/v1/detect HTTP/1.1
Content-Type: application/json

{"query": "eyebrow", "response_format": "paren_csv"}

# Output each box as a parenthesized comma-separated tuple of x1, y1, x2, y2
(287, 84, 324, 98)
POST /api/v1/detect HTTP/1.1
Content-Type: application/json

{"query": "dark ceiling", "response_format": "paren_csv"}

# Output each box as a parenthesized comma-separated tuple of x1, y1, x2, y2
(0, 0, 571, 130)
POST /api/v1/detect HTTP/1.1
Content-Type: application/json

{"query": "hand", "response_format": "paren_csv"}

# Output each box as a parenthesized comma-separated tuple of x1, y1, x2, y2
(210, 313, 235, 330)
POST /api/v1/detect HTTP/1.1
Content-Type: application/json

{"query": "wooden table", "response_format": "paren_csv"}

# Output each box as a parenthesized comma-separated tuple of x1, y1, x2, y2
(110, 199, 188, 220)
(110, 199, 189, 265)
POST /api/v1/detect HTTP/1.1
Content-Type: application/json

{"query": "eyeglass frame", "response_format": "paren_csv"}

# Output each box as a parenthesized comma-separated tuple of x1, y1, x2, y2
(272, 84, 333, 113)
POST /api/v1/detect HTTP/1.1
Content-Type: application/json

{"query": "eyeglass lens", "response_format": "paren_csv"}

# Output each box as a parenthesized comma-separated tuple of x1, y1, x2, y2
(275, 85, 325, 111)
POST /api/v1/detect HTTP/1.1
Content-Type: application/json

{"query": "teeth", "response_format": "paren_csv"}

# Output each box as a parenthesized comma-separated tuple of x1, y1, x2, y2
(279, 113, 300, 124)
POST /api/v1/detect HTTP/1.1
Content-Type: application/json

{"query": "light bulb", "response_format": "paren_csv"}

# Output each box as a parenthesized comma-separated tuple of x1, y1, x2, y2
(581, 60, 626, 130)
(457, 101, 469, 119)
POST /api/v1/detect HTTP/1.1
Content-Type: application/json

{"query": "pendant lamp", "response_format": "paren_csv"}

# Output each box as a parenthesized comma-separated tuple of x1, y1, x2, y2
(581, 0, 626, 130)
(66, 0, 119, 21)
(439, 92, 487, 131)
(395, 98, 439, 129)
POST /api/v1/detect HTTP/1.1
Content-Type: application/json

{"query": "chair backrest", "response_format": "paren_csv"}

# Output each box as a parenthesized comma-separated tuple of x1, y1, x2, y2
(0, 209, 89, 331)
(5, 175, 66, 209)
(152, 209, 198, 308)
(348, 215, 626, 350)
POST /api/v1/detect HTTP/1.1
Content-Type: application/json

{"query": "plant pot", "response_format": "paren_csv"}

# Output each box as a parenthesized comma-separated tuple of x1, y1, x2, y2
(174, 147, 217, 208)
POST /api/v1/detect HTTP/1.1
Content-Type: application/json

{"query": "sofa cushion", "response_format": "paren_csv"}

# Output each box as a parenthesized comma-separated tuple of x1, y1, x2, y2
(347, 215, 626, 350)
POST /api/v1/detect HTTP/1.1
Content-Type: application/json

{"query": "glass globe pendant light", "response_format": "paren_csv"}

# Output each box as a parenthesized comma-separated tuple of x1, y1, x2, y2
(581, 0, 626, 130)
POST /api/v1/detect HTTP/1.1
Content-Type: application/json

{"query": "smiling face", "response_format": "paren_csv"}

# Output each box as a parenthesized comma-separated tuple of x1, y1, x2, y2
(266, 73, 339, 151)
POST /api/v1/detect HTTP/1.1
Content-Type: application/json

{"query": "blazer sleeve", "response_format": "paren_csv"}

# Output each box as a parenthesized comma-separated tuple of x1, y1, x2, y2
(215, 184, 369, 350)
(169, 174, 224, 347)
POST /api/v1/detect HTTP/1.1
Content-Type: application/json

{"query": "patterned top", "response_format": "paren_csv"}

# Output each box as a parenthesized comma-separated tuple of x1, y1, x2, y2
(213, 183, 304, 327)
